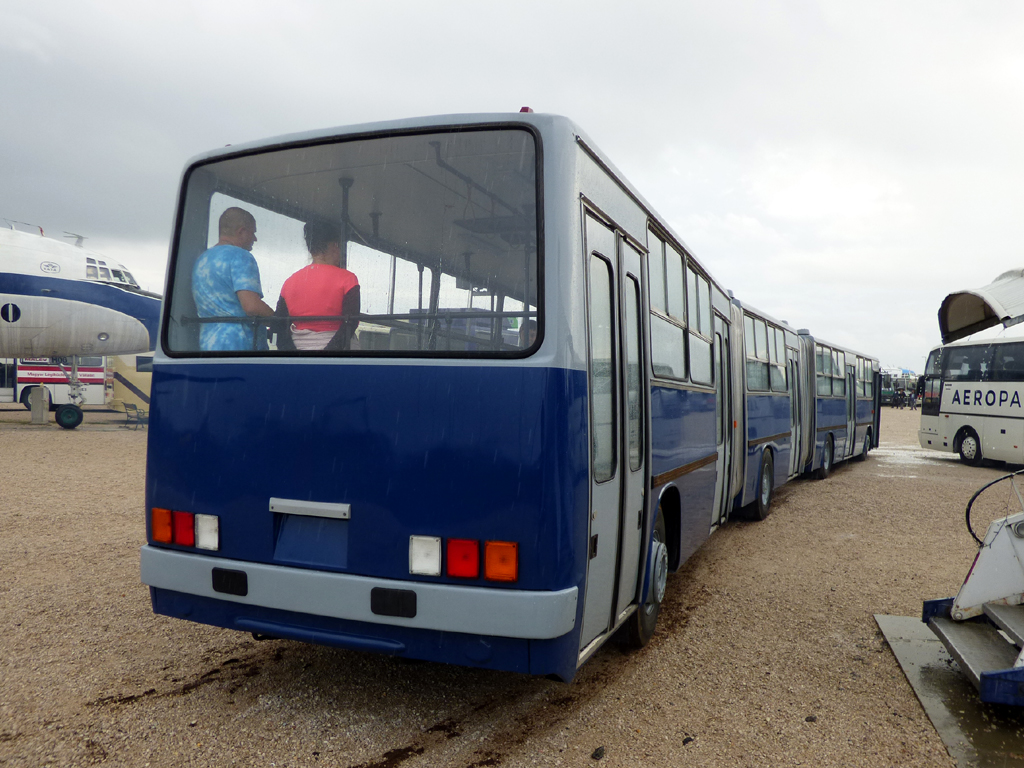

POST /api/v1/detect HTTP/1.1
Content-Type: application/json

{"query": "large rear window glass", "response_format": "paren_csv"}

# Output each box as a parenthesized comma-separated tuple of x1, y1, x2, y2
(164, 128, 540, 357)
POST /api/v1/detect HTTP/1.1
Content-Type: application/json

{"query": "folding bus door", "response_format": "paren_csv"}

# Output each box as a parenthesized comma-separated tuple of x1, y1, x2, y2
(845, 365, 857, 459)
(712, 316, 732, 527)
(787, 350, 802, 476)
(614, 241, 646, 623)
(580, 212, 644, 652)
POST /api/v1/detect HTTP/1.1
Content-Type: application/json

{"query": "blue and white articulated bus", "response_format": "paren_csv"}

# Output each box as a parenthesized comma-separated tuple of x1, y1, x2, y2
(729, 302, 880, 519)
(140, 113, 880, 681)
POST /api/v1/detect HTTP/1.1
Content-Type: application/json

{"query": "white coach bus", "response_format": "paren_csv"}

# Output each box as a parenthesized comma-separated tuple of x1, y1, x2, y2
(919, 336, 1024, 465)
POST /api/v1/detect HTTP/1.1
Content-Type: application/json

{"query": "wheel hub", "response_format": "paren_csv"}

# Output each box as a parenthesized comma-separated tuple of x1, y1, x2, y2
(651, 541, 668, 604)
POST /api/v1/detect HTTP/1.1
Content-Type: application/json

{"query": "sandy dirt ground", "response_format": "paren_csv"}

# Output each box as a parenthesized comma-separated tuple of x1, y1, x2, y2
(1, 404, 1014, 767)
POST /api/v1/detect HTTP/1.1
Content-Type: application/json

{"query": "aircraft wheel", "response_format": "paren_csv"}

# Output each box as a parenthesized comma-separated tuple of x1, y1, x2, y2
(55, 404, 83, 430)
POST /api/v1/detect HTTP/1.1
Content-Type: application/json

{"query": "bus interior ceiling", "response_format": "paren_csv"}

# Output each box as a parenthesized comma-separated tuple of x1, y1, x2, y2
(185, 131, 539, 312)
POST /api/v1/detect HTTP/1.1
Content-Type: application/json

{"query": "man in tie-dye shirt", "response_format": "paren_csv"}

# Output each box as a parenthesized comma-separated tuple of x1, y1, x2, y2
(192, 207, 274, 351)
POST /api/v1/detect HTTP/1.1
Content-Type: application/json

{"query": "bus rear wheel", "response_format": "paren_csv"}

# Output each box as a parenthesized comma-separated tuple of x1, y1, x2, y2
(55, 404, 83, 430)
(752, 451, 774, 520)
(625, 508, 668, 648)
(816, 437, 833, 480)
(958, 428, 982, 466)
(855, 431, 871, 462)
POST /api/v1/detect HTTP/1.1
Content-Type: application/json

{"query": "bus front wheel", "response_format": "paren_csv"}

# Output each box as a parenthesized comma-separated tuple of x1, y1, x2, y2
(817, 437, 833, 480)
(958, 428, 983, 466)
(625, 508, 668, 648)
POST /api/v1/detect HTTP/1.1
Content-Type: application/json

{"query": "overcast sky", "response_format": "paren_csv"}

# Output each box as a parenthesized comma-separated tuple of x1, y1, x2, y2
(4, 0, 1024, 370)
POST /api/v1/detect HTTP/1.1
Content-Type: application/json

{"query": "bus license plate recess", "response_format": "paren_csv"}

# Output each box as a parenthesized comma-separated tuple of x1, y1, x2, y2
(270, 498, 351, 569)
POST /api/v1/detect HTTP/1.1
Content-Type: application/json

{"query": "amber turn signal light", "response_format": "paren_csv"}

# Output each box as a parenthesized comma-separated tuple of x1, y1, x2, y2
(151, 507, 172, 543)
(484, 541, 518, 582)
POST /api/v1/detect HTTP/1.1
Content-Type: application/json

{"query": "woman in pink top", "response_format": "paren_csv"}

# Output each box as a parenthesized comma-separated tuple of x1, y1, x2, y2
(276, 222, 360, 351)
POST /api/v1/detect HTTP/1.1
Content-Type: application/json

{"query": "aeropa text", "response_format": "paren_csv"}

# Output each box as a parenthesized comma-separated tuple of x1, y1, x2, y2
(949, 388, 1024, 408)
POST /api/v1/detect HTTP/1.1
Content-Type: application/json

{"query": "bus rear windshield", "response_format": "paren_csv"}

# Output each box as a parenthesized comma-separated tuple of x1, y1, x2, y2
(164, 128, 540, 357)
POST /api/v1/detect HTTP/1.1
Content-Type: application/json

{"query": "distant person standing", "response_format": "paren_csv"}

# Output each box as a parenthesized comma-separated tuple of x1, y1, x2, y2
(192, 207, 274, 351)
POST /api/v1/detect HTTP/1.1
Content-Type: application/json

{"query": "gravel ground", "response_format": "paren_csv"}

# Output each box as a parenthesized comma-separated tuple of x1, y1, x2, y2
(1, 404, 1014, 767)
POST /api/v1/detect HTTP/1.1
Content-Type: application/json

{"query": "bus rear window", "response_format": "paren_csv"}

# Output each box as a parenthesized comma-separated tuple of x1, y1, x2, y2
(164, 128, 540, 357)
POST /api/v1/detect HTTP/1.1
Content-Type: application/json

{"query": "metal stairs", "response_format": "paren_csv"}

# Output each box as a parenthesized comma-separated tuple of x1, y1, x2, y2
(925, 598, 1024, 706)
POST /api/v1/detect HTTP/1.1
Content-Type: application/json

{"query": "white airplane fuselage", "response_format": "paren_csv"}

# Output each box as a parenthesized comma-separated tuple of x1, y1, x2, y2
(0, 228, 161, 358)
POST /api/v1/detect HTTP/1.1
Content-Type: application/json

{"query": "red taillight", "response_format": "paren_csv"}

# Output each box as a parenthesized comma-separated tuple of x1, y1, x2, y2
(447, 539, 480, 578)
(151, 507, 172, 543)
(173, 511, 195, 547)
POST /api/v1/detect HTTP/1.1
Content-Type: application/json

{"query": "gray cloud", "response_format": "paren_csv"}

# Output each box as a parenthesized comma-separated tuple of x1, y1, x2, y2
(3, 0, 1024, 367)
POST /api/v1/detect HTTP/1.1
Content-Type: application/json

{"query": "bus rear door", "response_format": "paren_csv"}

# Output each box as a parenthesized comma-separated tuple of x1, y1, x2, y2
(579, 213, 646, 651)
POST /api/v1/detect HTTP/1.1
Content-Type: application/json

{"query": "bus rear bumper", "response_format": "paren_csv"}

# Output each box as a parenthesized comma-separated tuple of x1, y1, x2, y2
(140, 545, 578, 640)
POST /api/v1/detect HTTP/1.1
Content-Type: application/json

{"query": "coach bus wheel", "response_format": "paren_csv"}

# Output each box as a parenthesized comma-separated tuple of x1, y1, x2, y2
(55, 404, 83, 430)
(958, 428, 983, 466)
(753, 451, 774, 520)
(626, 508, 668, 648)
(817, 437, 833, 480)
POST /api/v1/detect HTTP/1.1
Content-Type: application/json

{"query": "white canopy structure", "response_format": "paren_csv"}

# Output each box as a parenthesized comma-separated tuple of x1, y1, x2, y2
(939, 269, 1024, 343)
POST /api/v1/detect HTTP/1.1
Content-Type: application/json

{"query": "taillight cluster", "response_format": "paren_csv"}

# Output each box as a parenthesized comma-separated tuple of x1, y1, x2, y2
(150, 508, 219, 551)
(409, 535, 517, 582)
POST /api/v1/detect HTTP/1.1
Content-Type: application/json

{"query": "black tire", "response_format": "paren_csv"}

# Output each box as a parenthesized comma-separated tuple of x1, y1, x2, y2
(55, 404, 83, 430)
(20, 386, 56, 411)
(625, 508, 668, 648)
(752, 451, 774, 520)
(855, 431, 870, 462)
(816, 437, 833, 480)
(958, 428, 983, 466)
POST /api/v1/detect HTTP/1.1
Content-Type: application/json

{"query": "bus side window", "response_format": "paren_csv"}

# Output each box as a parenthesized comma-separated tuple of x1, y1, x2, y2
(993, 343, 1024, 381)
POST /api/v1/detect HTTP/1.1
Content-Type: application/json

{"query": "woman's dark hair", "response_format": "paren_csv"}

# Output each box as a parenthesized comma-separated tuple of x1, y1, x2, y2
(304, 221, 341, 254)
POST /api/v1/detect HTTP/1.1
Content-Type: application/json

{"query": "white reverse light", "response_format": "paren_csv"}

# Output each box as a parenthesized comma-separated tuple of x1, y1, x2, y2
(195, 514, 220, 551)
(409, 536, 441, 576)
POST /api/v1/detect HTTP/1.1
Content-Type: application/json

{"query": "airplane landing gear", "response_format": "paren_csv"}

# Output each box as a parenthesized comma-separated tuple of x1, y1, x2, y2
(55, 403, 84, 429)
(53, 357, 87, 429)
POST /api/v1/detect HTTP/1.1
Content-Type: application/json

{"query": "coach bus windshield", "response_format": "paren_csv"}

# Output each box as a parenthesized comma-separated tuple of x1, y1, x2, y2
(163, 128, 539, 356)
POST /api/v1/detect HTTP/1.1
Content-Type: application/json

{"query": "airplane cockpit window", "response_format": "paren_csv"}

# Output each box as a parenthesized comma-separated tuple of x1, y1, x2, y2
(164, 128, 540, 357)
(98, 266, 111, 280)
(86, 265, 98, 280)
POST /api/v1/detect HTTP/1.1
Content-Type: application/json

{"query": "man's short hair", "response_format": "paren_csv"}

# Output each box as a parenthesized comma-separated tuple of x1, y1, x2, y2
(218, 207, 255, 237)
(304, 221, 342, 254)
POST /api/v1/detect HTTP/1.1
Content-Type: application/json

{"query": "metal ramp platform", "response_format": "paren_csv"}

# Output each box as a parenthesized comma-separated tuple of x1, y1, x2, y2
(925, 598, 1024, 706)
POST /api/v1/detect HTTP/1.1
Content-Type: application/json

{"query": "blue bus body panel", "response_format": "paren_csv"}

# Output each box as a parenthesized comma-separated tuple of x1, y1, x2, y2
(145, 362, 589, 677)
(650, 385, 717, 565)
(743, 392, 793, 504)
(815, 396, 848, 464)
